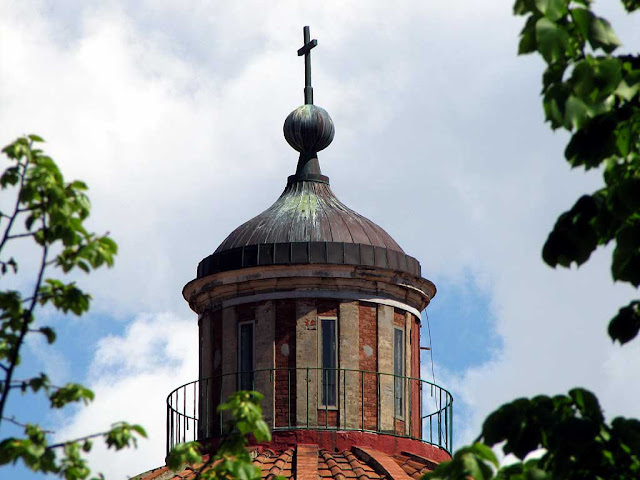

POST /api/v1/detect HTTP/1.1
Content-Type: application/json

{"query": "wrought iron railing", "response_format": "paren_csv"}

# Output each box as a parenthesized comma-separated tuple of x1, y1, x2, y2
(166, 368, 453, 455)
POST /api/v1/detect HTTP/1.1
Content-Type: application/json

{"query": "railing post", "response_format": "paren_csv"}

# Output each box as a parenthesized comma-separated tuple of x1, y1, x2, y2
(177, 390, 180, 445)
(270, 369, 274, 432)
(438, 388, 442, 446)
(288, 368, 291, 428)
(219, 377, 223, 436)
(407, 377, 411, 438)
(449, 395, 453, 453)
(361, 371, 364, 432)
(193, 381, 196, 441)
(430, 414, 432, 444)
(443, 396, 447, 450)
(324, 368, 328, 429)
(377, 372, 381, 432)
(183, 386, 186, 443)
(343, 368, 346, 430)
(206, 378, 210, 439)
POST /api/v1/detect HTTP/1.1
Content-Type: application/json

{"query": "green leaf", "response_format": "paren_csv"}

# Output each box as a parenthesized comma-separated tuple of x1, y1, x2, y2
(593, 58, 623, 98)
(571, 7, 594, 41)
(39, 326, 56, 344)
(612, 218, 640, 286)
(49, 383, 95, 408)
(469, 442, 499, 467)
(167, 442, 202, 470)
(608, 301, 640, 344)
(535, 17, 570, 64)
(535, 0, 566, 21)
(514, 0, 536, 15)
(564, 115, 617, 169)
(130, 424, 147, 438)
(564, 95, 590, 130)
(587, 16, 621, 53)
(615, 78, 640, 101)
(542, 194, 604, 267)
(519, 18, 538, 54)
(571, 60, 594, 97)
(104, 422, 146, 450)
(0, 166, 21, 188)
(28, 373, 50, 393)
(569, 388, 603, 421)
(611, 417, 640, 453)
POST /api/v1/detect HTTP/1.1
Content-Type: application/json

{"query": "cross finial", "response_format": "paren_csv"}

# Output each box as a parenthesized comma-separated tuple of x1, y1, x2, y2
(297, 26, 317, 105)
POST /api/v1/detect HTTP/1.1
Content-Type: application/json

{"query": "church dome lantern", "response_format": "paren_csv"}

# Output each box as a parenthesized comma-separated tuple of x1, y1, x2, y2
(157, 26, 453, 480)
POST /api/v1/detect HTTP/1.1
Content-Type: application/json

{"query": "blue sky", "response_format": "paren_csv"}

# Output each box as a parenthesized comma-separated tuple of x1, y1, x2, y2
(1, 1, 640, 479)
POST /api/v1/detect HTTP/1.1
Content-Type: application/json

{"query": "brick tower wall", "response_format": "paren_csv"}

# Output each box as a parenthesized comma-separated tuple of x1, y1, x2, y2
(199, 298, 422, 438)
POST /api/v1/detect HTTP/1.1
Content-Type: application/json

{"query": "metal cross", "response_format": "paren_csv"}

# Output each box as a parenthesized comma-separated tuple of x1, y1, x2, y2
(297, 26, 318, 105)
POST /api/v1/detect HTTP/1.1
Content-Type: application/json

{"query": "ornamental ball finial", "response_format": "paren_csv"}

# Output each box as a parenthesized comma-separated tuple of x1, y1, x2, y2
(283, 104, 335, 154)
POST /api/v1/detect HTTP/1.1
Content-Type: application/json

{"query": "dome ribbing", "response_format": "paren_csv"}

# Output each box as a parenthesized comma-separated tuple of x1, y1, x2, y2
(215, 181, 402, 253)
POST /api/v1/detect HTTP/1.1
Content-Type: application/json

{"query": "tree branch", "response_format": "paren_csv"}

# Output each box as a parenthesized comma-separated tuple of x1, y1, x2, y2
(46, 431, 107, 451)
(0, 181, 49, 427)
(1, 416, 54, 433)
(0, 158, 28, 253)
(6, 231, 37, 240)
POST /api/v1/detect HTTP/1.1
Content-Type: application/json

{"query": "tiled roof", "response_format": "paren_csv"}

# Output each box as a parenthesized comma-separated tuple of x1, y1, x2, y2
(134, 444, 439, 480)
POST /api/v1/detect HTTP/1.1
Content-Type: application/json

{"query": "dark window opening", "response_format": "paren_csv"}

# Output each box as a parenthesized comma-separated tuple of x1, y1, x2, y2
(238, 322, 254, 391)
(321, 318, 337, 406)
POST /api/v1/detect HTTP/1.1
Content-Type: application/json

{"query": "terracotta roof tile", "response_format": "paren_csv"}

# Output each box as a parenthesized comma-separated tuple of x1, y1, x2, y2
(353, 447, 412, 480)
(136, 444, 438, 480)
(264, 448, 294, 480)
(391, 451, 439, 479)
(344, 449, 382, 480)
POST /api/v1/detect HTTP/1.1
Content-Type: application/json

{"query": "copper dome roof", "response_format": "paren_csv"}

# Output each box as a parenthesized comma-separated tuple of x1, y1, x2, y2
(215, 181, 403, 253)
(196, 177, 422, 279)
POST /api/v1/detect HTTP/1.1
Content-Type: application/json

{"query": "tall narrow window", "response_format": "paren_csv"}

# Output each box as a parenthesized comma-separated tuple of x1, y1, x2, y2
(238, 321, 254, 391)
(394, 327, 404, 417)
(321, 318, 337, 406)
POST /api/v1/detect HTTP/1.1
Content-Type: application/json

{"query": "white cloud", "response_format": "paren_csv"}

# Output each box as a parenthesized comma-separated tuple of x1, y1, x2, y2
(53, 313, 197, 479)
(2, 1, 640, 476)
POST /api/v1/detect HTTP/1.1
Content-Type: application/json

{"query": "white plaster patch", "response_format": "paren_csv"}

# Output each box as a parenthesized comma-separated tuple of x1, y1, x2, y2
(213, 350, 221, 369)
(281, 343, 289, 356)
(363, 345, 373, 357)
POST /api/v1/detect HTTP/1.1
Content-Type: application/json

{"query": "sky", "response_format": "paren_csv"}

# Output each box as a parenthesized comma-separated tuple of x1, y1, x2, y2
(1, 1, 639, 479)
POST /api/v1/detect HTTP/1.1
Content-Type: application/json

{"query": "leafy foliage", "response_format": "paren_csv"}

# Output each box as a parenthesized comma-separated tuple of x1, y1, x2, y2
(167, 391, 283, 480)
(424, 2, 640, 479)
(425, 443, 498, 480)
(0, 136, 145, 479)
(512, 0, 640, 344)
(426, 389, 640, 479)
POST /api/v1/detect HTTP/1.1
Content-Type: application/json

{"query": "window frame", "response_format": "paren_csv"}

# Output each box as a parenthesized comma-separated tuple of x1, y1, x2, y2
(318, 316, 339, 409)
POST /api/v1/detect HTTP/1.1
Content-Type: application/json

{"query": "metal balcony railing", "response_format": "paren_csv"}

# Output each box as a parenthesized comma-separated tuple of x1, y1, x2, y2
(166, 368, 453, 455)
